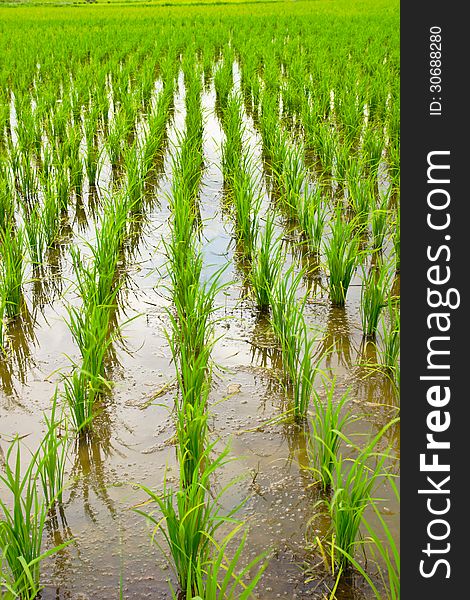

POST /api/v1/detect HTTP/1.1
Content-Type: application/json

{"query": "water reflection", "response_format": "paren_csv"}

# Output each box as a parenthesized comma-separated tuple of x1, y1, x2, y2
(0, 304, 38, 393)
(317, 307, 354, 373)
(66, 424, 117, 523)
(249, 311, 282, 373)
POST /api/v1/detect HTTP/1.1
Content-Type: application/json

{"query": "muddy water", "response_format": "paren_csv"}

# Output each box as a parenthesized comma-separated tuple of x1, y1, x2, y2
(0, 72, 399, 600)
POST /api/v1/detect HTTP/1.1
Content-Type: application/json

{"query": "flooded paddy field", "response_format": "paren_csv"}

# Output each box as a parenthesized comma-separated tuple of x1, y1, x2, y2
(0, 2, 399, 599)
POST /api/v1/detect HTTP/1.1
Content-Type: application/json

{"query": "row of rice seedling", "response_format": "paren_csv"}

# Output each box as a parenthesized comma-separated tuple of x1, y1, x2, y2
(269, 268, 320, 421)
(63, 192, 130, 434)
(137, 83, 267, 597)
(305, 382, 399, 593)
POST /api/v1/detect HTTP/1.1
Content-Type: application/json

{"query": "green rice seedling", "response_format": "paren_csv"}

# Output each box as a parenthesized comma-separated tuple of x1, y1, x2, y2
(63, 368, 96, 435)
(324, 422, 395, 570)
(250, 213, 282, 312)
(379, 297, 400, 386)
(324, 211, 360, 307)
(184, 68, 204, 149)
(298, 186, 327, 257)
(17, 155, 38, 205)
(315, 122, 337, 176)
(185, 523, 269, 600)
(84, 109, 101, 187)
(278, 144, 306, 218)
(392, 207, 400, 273)
(124, 144, 145, 212)
(65, 194, 128, 432)
(231, 159, 261, 260)
(23, 204, 45, 266)
(214, 58, 234, 118)
(334, 140, 353, 187)
(348, 174, 373, 229)
(345, 476, 399, 600)
(0, 172, 15, 232)
(55, 161, 71, 216)
(136, 442, 239, 598)
(0, 437, 71, 599)
(362, 126, 385, 179)
(141, 96, 169, 179)
(38, 391, 68, 507)
(106, 108, 129, 169)
(167, 266, 226, 483)
(0, 225, 25, 319)
(221, 93, 244, 183)
(307, 377, 351, 491)
(360, 261, 392, 339)
(271, 269, 319, 420)
(178, 132, 204, 204)
(337, 91, 363, 148)
(371, 190, 390, 253)
(41, 175, 62, 249)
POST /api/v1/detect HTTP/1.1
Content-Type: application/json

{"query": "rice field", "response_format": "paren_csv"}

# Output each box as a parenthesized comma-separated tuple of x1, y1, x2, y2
(0, 1, 400, 598)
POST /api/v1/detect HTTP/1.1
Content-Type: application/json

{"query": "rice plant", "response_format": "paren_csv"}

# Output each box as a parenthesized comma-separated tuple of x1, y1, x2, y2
(231, 158, 261, 260)
(307, 377, 351, 491)
(360, 261, 392, 339)
(0, 225, 25, 319)
(363, 478, 400, 600)
(345, 476, 400, 600)
(324, 211, 360, 307)
(323, 428, 391, 570)
(250, 213, 282, 312)
(348, 178, 373, 229)
(370, 190, 390, 254)
(136, 443, 244, 598)
(271, 269, 319, 420)
(298, 186, 327, 257)
(64, 194, 128, 432)
(221, 93, 244, 182)
(379, 297, 400, 386)
(38, 392, 69, 507)
(278, 143, 306, 218)
(185, 524, 269, 600)
(0, 437, 71, 599)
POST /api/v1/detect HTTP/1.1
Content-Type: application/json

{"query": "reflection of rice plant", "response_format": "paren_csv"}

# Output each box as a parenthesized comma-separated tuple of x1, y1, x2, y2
(324, 211, 360, 307)
(0, 438, 71, 599)
(307, 378, 351, 491)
